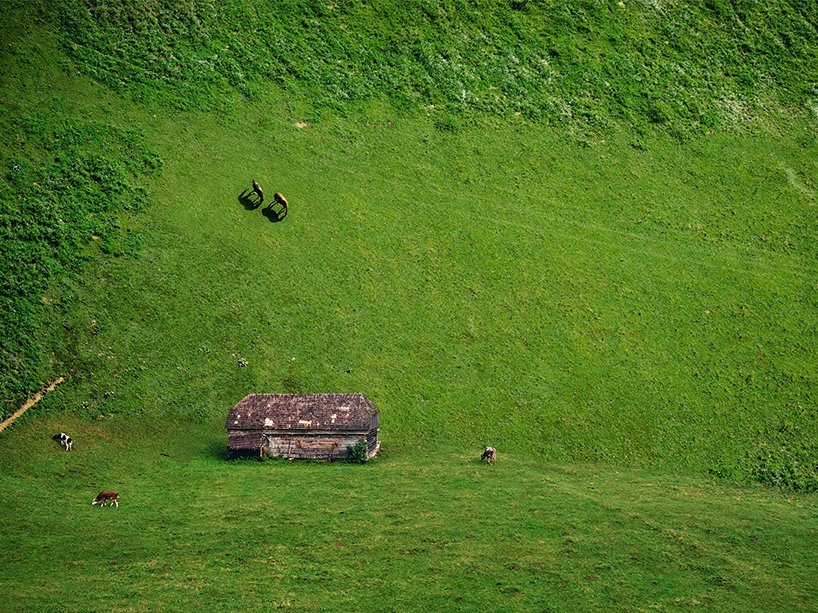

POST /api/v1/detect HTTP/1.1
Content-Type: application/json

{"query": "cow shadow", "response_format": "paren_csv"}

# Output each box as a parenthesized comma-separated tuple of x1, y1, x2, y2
(261, 203, 288, 223)
(238, 189, 261, 211)
(201, 439, 230, 460)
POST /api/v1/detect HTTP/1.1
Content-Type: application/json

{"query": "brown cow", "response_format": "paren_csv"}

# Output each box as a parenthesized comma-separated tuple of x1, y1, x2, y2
(92, 491, 119, 507)
(274, 191, 289, 217)
(252, 179, 264, 205)
(481, 446, 496, 464)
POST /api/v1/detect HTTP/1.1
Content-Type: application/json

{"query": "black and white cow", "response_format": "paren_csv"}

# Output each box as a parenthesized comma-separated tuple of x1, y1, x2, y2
(52, 432, 73, 451)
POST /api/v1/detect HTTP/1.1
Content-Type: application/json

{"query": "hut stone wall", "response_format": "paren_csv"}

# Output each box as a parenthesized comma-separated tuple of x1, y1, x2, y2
(261, 431, 368, 460)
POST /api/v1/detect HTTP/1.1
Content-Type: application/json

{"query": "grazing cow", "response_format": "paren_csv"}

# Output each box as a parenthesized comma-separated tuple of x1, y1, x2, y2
(274, 191, 289, 217)
(252, 179, 264, 205)
(92, 491, 119, 507)
(481, 446, 496, 464)
(52, 432, 73, 451)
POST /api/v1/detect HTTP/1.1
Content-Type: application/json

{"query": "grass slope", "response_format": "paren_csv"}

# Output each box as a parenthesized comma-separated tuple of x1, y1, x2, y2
(0, 421, 816, 611)
(0, 15, 162, 418)
(43, 102, 816, 487)
(2, 0, 817, 485)
(0, 2, 817, 609)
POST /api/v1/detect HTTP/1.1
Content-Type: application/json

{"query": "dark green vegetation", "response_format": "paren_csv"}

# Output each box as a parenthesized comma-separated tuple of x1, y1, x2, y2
(1, 0, 817, 609)
(0, 116, 160, 416)
(346, 440, 369, 463)
(53, 0, 817, 137)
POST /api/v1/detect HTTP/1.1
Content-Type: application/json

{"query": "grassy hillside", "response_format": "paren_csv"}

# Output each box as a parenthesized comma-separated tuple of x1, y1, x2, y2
(39, 106, 813, 490)
(0, 12, 162, 418)
(1, 0, 816, 487)
(1, 0, 817, 609)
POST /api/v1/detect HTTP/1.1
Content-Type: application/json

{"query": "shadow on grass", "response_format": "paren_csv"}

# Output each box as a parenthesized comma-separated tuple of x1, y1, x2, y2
(473, 457, 496, 466)
(202, 438, 230, 461)
(238, 189, 261, 210)
(261, 203, 287, 223)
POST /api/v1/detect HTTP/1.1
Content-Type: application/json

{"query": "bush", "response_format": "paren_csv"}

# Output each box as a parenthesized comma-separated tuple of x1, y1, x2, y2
(346, 441, 368, 464)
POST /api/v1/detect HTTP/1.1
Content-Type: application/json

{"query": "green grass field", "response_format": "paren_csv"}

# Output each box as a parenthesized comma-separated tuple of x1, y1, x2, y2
(1, 0, 817, 609)
(2, 424, 817, 611)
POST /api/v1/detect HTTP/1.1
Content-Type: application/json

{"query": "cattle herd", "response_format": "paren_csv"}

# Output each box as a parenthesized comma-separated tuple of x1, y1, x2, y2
(52, 432, 119, 508)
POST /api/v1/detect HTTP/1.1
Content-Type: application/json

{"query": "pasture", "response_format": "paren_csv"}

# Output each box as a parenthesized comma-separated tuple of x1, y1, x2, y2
(1, 421, 817, 611)
(25, 93, 817, 484)
(1, 0, 817, 609)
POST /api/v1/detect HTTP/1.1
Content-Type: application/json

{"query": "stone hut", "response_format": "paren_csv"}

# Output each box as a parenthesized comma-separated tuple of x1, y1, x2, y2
(226, 393, 380, 460)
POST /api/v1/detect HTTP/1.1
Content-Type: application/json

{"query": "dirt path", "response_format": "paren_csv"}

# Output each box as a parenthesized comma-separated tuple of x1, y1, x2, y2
(0, 376, 66, 433)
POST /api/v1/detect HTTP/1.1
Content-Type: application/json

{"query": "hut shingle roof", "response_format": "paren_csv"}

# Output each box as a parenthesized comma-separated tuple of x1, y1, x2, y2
(226, 393, 379, 431)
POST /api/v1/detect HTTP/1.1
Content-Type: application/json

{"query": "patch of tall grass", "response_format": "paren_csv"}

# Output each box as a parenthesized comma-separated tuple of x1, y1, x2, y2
(49, 0, 817, 137)
(0, 112, 162, 418)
